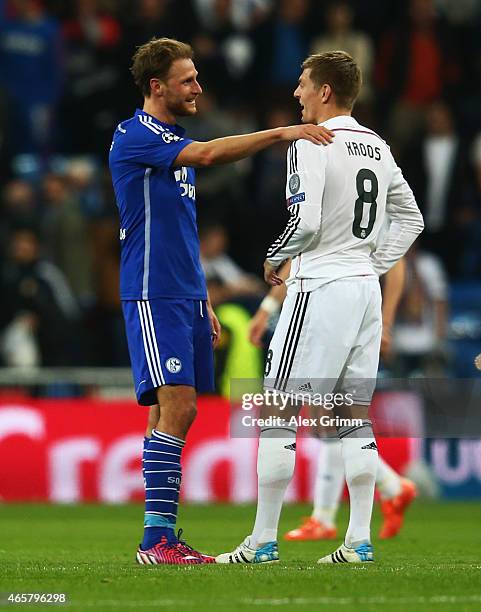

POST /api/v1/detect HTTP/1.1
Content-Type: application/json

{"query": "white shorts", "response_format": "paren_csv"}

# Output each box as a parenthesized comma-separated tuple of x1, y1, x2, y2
(264, 277, 382, 406)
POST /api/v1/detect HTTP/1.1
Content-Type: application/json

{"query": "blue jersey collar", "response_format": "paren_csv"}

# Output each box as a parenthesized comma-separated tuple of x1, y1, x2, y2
(135, 109, 186, 137)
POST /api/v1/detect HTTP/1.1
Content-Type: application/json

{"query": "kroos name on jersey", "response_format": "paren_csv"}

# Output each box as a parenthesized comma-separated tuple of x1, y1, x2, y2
(345, 141, 381, 160)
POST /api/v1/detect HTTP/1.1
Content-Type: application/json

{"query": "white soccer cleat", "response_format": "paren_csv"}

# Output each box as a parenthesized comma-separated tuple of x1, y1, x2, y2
(216, 536, 279, 564)
(317, 542, 374, 564)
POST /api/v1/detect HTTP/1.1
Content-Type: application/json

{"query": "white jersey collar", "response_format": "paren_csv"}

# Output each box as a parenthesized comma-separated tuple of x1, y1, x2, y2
(319, 115, 359, 129)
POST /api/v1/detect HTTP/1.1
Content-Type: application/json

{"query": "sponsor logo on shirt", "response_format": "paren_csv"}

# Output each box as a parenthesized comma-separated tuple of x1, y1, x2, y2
(287, 192, 305, 206)
(174, 166, 196, 200)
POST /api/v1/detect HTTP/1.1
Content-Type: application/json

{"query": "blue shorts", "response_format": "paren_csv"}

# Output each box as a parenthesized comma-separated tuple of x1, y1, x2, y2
(122, 298, 215, 406)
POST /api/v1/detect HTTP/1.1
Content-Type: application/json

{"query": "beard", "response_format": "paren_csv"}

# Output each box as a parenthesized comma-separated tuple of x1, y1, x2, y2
(167, 98, 198, 118)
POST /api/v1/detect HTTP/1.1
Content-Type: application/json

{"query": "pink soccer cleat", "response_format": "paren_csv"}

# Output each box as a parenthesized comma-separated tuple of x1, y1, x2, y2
(136, 536, 205, 565)
(175, 529, 216, 563)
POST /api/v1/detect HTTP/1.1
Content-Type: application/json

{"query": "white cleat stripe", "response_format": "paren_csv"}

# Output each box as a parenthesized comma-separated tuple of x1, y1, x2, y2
(138, 552, 147, 564)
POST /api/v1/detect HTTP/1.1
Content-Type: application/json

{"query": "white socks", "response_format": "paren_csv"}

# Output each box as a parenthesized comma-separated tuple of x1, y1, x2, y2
(312, 438, 344, 527)
(251, 421, 398, 548)
(250, 427, 297, 548)
(376, 456, 402, 499)
(339, 420, 378, 548)
(311, 439, 402, 528)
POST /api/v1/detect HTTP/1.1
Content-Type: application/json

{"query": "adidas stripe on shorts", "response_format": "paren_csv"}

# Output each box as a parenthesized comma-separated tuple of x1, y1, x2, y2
(264, 277, 382, 405)
(122, 297, 214, 406)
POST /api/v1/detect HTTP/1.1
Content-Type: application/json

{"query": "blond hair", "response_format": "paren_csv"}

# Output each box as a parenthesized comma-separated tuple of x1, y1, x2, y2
(130, 37, 194, 97)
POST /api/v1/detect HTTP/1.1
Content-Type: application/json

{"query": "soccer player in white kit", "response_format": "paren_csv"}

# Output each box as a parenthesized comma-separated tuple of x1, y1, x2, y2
(249, 258, 418, 544)
(216, 51, 424, 565)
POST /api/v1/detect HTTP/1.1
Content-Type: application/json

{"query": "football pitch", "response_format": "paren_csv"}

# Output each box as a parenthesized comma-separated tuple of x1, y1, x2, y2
(1, 502, 480, 612)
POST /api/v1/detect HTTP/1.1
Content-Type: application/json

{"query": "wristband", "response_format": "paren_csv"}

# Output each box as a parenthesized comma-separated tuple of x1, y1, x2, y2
(260, 295, 281, 315)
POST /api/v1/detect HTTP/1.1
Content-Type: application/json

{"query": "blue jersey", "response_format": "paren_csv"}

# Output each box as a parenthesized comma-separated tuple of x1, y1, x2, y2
(0, 11, 62, 105)
(109, 109, 207, 301)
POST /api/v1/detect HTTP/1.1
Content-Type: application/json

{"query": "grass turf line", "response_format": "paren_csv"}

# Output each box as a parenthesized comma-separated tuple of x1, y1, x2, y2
(0, 501, 480, 611)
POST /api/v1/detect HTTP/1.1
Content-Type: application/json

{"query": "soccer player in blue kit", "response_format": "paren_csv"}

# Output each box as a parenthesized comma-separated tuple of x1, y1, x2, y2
(109, 37, 334, 565)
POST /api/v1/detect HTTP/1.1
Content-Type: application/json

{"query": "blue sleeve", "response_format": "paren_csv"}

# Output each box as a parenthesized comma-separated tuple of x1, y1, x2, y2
(123, 123, 193, 169)
(45, 20, 64, 103)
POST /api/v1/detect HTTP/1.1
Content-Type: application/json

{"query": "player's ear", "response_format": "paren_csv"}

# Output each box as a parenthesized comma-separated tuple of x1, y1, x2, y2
(320, 84, 332, 104)
(150, 78, 165, 97)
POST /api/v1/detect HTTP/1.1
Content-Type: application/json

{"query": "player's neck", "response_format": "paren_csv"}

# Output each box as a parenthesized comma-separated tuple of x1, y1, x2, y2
(142, 99, 177, 126)
(315, 107, 351, 124)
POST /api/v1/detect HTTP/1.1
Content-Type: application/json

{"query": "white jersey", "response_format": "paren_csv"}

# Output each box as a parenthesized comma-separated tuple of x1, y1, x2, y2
(266, 115, 424, 292)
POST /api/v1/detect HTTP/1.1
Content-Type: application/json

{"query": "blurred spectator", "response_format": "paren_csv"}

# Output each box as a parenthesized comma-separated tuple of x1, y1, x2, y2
(455, 133, 481, 277)
(393, 243, 449, 376)
(195, 0, 271, 31)
(120, 0, 199, 113)
(0, 179, 38, 257)
(250, 0, 312, 103)
(247, 105, 294, 267)
(376, 0, 460, 154)
(402, 100, 474, 276)
(182, 91, 250, 214)
(344, 0, 404, 43)
(0, 227, 80, 365)
(311, 1, 374, 105)
(254, 105, 294, 210)
(200, 221, 263, 307)
(121, 0, 198, 46)
(0, 85, 7, 163)
(40, 171, 93, 304)
(0, 0, 63, 155)
(434, 0, 480, 26)
(183, 89, 256, 271)
(88, 172, 128, 366)
(65, 155, 105, 217)
(60, 0, 122, 153)
(192, 0, 255, 104)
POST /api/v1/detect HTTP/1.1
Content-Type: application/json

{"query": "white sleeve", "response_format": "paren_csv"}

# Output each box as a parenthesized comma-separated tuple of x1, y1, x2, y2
(266, 140, 326, 267)
(417, 254, 448, 301)
(370, 156, 424, 276)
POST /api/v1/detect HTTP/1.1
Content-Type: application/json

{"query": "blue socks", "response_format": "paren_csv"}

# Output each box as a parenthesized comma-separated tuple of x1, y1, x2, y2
(141, 429, 184, 550)
(142, 436, 149, 489)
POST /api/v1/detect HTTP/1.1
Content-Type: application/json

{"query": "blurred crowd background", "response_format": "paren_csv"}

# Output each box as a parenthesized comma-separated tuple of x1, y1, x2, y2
(1, 0, 481, 382)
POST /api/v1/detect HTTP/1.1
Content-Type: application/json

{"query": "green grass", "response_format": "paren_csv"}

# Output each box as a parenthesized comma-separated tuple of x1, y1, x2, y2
(1, 502, 480, 611)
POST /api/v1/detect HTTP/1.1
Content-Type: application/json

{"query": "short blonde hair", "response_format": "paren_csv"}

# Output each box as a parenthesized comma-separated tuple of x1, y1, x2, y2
(302, 51, 362, 110)
(130, 37, 194, 97)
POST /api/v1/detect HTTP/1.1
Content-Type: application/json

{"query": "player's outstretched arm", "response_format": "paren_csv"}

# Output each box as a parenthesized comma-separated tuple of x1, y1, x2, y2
(173, 125, 334, 168)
